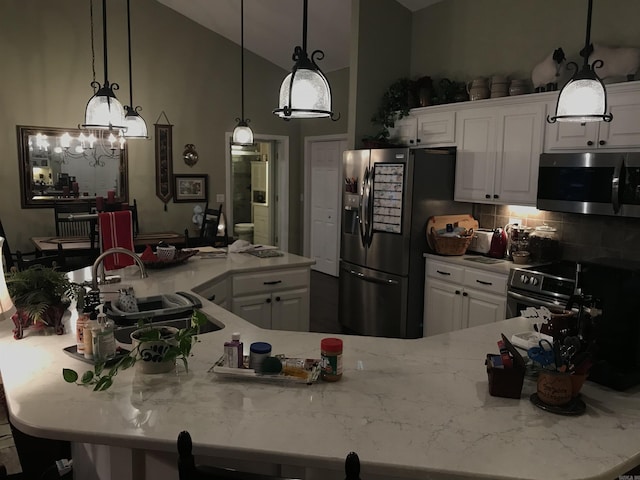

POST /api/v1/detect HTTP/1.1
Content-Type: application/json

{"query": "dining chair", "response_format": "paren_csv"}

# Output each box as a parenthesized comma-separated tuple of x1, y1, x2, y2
(16, 243, 66, 271)
(177, 431, 361, 480)
(200, 203, 222, 243)
(53, 201, 94, 238)
(102, 199, 139, 236)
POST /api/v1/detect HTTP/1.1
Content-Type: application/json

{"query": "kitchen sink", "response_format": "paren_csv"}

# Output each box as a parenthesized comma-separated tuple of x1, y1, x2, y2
(114, 316, 222, 344)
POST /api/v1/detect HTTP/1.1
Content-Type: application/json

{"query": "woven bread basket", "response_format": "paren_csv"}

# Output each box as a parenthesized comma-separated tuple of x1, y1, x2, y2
(429, 227, 474, 256)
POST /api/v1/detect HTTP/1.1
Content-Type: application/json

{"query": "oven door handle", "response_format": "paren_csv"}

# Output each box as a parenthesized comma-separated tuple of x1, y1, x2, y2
(507, 290, 567, 311)
(612, 157, 623, 214)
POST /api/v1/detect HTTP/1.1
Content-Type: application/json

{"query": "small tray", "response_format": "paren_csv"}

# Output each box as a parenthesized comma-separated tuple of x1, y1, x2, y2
(209, 355, 321, 385)
(142, 249, 198, 269)
(63, 345, 131, 366)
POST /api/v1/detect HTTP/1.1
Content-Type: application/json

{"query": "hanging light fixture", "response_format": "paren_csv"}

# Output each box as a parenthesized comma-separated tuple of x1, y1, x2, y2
(232, 0, 254, 145)
(548, 0, 612, 123)
(82, 0, 127, 131)
(273, 0, 337, 120)
(123, 0, 148, 138)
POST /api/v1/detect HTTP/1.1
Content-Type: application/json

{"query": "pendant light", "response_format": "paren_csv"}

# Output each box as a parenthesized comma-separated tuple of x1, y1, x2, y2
(232, 0, 254, 145)
(82, 0, 126, 131)
(548, 0, 612, 123)
(273, 0, 337, 120)
(123, 0, 148, 138)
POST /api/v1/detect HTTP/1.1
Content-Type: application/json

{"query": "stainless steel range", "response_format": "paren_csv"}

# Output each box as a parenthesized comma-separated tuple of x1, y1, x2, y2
(506, 261, 577, 318)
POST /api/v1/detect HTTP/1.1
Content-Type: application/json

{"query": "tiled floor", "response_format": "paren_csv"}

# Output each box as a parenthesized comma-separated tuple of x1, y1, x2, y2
(0, 271, 342, 475)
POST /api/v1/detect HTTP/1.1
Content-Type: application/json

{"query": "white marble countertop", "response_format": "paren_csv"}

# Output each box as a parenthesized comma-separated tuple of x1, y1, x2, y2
(1, 253, 639, 480)
(425, 252, 538, 276)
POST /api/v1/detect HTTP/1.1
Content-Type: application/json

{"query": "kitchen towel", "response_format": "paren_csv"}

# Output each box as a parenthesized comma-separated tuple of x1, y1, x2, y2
(98, 211, 135, 271)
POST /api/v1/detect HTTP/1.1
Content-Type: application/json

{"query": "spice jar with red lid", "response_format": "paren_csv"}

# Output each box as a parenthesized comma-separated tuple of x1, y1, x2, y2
(321, 337, 343, 382)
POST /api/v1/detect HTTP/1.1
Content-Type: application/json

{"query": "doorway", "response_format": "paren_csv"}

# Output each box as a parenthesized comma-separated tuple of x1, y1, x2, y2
(225, 134, 289, 251)
(303, 135, 347, 277)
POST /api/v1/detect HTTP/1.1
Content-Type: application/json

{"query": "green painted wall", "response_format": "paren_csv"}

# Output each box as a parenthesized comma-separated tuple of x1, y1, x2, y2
(411, 0, 640, 84)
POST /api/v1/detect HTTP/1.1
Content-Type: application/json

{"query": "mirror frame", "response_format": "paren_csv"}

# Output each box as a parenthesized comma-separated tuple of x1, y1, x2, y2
(17, 125, 129, 208)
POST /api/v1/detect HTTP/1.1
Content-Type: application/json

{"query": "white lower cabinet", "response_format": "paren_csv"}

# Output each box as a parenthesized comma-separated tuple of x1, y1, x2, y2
(423, 259, 507, 337)
(231, 268, 310, 331)
(192, 277, 230, 310)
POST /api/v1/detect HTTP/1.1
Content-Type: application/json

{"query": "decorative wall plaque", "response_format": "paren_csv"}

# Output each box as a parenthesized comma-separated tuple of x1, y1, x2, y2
(154, 111, 173, 210)
(183, 144, 199, 167)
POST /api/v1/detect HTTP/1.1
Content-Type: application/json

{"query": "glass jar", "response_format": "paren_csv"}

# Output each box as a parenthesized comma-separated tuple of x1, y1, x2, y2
(529, 225, 560, 262)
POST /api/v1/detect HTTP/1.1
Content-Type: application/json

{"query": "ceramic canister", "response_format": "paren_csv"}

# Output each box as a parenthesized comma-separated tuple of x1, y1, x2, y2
(467, 78, 490, 101)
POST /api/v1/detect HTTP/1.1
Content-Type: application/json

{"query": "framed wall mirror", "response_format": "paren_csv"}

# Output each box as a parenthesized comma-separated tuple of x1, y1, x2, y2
(17, 125, 129, 208)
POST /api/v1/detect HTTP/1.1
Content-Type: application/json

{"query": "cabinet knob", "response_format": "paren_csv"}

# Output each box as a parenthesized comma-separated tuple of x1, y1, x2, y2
(462, 292, 468, 296)
(416, 138, 421, 143)
(409, 139, 414, 144)
(493, 194, 499, 199)
(587, 140, 594, 146)
(599, 140, 606, 146)
(275, 296, 281, 302)
(266, 298, 272, 303)
(485, 194, 491, 199)
(455, 290, 461, 295)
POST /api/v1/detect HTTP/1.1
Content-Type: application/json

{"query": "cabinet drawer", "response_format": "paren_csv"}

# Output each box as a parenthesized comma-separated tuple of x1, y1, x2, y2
(425, 260, 464, 284)
(193, 278, 228, 305)
(232, 268, 309, 296)
(463, 268, 507, 295)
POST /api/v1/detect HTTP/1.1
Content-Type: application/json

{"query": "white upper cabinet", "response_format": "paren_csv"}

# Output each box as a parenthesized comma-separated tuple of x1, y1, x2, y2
(545, 85, 640, 151)
(454, 102, 545, 206)
(388, 109, 456, 147)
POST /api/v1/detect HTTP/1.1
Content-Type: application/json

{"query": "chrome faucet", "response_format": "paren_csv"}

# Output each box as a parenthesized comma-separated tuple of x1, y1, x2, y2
(91, 248, 148, 291)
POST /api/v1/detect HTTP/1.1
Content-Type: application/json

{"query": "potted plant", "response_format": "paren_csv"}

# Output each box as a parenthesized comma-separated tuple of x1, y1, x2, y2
(363, 77, 416, 147)
(6, 265, 78, 339)
(62, 310, 208, 391)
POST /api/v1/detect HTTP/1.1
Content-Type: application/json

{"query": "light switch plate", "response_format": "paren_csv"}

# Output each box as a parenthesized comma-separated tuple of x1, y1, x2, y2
(216, 194, 225, 203)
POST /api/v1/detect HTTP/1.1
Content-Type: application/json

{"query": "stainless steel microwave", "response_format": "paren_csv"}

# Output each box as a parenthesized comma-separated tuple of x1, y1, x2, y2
(537, 152, 640, 218)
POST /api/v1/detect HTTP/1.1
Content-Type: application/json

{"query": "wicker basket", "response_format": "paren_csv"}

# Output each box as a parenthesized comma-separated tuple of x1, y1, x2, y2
(429, 227, 474, 256)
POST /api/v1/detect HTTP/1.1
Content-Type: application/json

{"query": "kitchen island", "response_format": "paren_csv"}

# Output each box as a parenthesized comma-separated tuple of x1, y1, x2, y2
(1, 252, 639, 480)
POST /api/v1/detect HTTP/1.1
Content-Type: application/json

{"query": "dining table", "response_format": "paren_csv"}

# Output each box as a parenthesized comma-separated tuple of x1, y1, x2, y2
(31, 231, 185, 255)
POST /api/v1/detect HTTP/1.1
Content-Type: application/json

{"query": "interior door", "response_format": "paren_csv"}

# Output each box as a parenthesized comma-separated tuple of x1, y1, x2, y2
(310, 140, 346, 276)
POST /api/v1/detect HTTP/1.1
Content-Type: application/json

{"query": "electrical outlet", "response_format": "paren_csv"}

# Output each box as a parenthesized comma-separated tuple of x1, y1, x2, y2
(216, 194, 224, 203)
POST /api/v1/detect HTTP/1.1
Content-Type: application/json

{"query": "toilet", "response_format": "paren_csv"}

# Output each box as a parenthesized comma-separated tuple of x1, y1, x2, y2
(234, 223, 254, 243)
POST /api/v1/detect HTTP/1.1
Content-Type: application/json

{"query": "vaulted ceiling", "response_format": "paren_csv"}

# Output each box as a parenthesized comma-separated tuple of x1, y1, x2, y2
(155, 0, 442, 72)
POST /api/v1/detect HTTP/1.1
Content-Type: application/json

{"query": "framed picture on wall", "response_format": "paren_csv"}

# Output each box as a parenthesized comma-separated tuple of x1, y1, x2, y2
(173, 174, 208, 203)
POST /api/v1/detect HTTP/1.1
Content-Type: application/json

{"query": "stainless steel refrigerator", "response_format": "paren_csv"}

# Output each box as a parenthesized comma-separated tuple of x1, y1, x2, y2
(339, 147, 471, 338)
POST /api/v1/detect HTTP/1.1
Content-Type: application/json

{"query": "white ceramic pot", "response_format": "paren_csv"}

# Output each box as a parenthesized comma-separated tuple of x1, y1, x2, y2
(130, 326, 179, 374)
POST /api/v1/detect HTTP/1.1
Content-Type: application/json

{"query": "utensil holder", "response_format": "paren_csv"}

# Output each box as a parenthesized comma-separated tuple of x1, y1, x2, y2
(486, 354, 525, 399)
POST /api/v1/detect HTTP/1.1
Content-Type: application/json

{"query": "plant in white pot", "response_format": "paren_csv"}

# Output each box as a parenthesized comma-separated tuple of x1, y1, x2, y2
(63, 310, 208, 391)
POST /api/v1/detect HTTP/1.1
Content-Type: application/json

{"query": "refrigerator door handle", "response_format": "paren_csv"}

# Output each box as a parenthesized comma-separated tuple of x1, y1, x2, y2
(345, 269, 399, 285)
(365, 166, 374, 247)
(360, 166, 370, 247)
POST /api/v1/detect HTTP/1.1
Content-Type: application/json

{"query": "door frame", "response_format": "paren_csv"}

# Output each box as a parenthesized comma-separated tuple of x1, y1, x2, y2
(225, 133, 289, 252)
(303, 134, 348, 262)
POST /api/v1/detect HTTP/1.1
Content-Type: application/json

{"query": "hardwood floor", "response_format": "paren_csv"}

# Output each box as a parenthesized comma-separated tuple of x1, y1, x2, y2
(309, 270, 342, 334)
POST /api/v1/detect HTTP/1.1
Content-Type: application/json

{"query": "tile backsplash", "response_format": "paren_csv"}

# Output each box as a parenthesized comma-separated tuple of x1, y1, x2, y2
(472, 204, 640, 263)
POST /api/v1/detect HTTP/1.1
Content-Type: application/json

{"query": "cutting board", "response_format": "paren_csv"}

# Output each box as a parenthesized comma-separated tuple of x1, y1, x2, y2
(426, 214, 479, 249)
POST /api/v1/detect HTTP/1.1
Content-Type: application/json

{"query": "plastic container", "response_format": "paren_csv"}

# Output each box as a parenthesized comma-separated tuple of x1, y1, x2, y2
(249, 342, 272, 371)
(224, 332, 243, 368)
(321, 338, 343, 382)
(529, 225, 560, 262)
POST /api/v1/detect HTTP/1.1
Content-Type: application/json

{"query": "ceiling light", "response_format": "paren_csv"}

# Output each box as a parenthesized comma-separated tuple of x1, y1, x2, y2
(548, 0, 612, 123)
(123, 0, 148, 138)
(82, 0, 127, 131)
(273, 0, 338, 120)
(232, 0, 254, 145)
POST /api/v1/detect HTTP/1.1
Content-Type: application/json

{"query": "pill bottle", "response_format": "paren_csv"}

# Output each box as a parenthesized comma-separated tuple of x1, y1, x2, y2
(321, 338, 343, 382)
(249, 342, 272, 371)
(224, 332, 244, 368)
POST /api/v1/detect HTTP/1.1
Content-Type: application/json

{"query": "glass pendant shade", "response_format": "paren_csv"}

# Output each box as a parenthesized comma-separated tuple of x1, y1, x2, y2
(233, 121, 254, 145)
(276, 67, 332, 118)
(83, 85, 127, 130)
(124, 107, 149, 138)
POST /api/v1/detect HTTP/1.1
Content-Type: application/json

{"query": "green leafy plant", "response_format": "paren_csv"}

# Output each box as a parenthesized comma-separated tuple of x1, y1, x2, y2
(365, 77, 416, 144)
(62, 310, 208, 391)
(6, 265, 78, 324)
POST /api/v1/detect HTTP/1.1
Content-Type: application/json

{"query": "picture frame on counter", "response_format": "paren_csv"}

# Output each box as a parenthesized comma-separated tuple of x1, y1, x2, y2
(173, 174, 208, 203)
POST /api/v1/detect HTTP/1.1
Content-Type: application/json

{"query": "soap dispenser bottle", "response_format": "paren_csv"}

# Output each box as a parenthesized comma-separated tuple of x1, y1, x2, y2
(92, 304, 116, 363)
